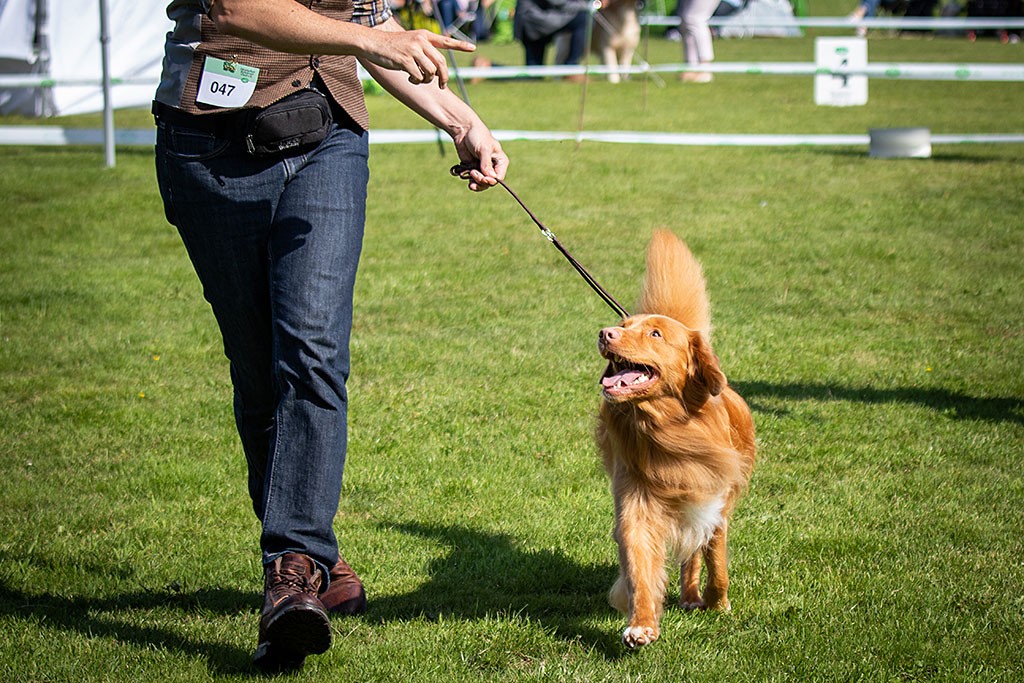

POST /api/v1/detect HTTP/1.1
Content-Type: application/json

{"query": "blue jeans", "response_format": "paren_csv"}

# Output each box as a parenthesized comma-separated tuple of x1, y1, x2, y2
(436, 0, 458, 33)
(155, 111, 369, 575)
(522, 11, 588, 66)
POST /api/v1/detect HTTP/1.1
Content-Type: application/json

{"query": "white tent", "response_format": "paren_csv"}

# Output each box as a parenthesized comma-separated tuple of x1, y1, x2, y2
(716, 0, 802, 39)
(0, 0, 167, 116)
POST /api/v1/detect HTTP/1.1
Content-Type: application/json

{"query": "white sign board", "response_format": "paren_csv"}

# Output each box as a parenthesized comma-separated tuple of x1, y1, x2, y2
(814, 37, 868, 107)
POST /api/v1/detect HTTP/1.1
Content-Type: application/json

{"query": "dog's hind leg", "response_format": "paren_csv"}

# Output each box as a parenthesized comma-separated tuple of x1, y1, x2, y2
(608, 572, 630, 615)
(618, 48, 636, 82)
(602, 48, 622, 84)
(679, 552, 704, 610)
(702, 522, 731, 611)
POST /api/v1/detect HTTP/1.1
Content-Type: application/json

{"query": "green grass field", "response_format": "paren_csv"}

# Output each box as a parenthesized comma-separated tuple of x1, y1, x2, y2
(1, 17, 1023, 683)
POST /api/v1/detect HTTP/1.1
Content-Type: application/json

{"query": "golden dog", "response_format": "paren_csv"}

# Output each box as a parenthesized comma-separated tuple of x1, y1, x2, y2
(596, 231, 756, 648)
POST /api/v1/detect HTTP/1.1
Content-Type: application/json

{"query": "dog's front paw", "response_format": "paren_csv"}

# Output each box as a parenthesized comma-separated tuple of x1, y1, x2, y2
(621, 625, 659, 649)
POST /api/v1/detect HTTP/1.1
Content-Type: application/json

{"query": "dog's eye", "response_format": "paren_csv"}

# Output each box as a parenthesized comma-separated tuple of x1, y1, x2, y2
(650, 330, 662, 338)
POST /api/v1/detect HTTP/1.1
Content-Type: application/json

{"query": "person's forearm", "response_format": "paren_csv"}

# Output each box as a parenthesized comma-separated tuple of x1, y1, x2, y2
(209, 1, 471, 88)
(361, 19, 506, 188)
(209, 0, 375, 56)
(359, 19, 480, 139)
(363, 64, 484, 140)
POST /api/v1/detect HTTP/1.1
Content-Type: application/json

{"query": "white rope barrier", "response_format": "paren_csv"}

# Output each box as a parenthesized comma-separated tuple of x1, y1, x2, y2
(646, 16, 1024, 29)
(448, 62, 1024, 81)
(2, 15, 1019, 151)
(1, 13, 1021, 91)
(389, 130, 1024, 146)
(0, 75, 158, 88)
(3, 60, 1020, 89)
(0, 126, 155, 145)
(2, 126, 1023, 147)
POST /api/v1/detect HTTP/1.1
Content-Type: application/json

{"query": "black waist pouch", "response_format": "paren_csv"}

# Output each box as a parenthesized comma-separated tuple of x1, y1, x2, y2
(245, 89, 332, 156)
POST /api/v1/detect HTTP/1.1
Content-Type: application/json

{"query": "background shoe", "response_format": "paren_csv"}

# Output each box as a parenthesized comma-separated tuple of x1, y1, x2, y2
(252, 553, 332, 672)
(320, 555, 368, 615)
(680, 72, 714, 83)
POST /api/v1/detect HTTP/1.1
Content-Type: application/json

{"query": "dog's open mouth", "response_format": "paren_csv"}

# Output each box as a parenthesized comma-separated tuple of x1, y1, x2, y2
(601, 356, 659, 398)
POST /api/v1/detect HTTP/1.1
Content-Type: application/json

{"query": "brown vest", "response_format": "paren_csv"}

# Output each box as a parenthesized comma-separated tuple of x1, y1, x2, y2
(178, 0, 368, 130)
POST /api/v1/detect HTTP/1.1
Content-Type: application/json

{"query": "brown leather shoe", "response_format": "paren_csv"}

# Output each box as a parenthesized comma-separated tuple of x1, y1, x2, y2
(252, 553, 331, 672)
(319, 555, 367, 615)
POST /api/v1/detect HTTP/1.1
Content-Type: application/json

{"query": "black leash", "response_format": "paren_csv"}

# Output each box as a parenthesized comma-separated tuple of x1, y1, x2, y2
(450, 162, 629, 320)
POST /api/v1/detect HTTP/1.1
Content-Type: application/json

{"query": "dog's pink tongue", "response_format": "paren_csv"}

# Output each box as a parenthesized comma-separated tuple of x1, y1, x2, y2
(602, 370, 644, 389)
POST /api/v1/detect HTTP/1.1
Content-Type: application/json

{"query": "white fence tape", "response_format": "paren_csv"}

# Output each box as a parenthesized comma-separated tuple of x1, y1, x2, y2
(648, 16, 1024, 29)
(394, 130, 1024, 146)
(0, 76, 157, 88)
(3, 15, 1020, 152)
(454, 62, 1024, 81)
(3, 61, 1019, 88)
(3, 61, 1021, 88)
(3, 126, 1023, 147)
(0, 126, 154, 145)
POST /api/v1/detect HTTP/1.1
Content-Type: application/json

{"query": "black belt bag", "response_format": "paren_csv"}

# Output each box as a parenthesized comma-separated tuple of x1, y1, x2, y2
(245, 89, 333, 156)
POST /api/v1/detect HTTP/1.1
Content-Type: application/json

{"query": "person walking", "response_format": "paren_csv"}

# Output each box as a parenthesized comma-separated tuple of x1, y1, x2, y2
(153, 0, 507, 672)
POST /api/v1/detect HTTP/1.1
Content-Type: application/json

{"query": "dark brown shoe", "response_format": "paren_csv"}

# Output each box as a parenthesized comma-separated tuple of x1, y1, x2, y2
(319, 555, 367, 615)
(252, 553, 331, 672)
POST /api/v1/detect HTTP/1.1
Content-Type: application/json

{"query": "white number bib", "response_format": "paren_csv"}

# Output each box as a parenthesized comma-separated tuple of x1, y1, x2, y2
(196, 57, 260, 108)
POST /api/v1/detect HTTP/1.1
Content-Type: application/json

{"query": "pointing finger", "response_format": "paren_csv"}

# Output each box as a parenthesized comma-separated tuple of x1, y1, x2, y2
(430, 34, 476, 54)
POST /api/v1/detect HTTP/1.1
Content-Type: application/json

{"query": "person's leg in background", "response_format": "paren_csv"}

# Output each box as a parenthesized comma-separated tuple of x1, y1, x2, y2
(436, 0, 458, 34)
(679, 0, 719, 82)
(559, 10, 589, 65)
(522, 32, 551, 66)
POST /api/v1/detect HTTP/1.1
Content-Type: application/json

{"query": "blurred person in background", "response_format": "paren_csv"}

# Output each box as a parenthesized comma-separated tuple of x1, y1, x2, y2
(514, 0, 591, 74)
(675, 0, 719, 82)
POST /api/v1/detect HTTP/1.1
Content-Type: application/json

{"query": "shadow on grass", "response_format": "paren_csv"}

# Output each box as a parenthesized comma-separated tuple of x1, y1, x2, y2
(369, 522, 630, 659)
(733, 379, 1023, 425)
(0, 579, 260, 676)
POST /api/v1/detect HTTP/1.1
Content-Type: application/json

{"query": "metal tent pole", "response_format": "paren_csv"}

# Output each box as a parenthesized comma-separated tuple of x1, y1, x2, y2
(99, 0, 115, 167)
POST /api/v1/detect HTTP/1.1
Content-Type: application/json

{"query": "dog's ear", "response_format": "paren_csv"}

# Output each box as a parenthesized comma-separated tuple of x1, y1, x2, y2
(685, 331, 726, 402)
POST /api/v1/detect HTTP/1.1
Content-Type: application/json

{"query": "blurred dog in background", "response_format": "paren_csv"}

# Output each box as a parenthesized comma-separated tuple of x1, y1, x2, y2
(590, 0, 641, 83)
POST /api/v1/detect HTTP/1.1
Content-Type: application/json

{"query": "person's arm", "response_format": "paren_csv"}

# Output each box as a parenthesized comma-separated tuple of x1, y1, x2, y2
(208, 0, 472, 88)
(358, 18, 507, 191)
(207, 1, 506, 189)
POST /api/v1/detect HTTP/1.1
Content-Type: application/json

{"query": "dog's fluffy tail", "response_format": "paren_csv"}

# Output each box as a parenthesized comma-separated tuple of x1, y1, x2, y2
(637, 230, 711, 335)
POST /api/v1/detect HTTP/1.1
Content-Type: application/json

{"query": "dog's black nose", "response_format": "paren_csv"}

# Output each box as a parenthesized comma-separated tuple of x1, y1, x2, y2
(599, 327, 621, 344)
